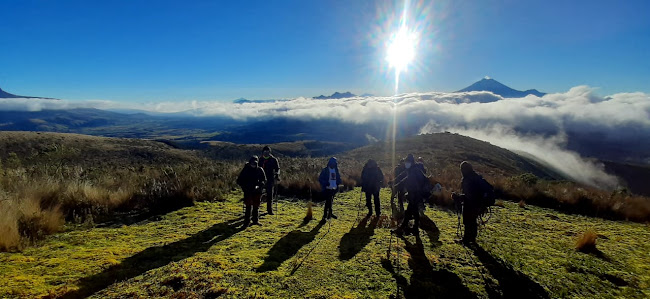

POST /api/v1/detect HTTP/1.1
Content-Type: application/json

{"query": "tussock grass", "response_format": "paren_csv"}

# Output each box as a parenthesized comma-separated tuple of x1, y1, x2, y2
(493, 174, 650, 222)
(305, 202, 313, 220)
(576, 229, 598, 253)
(0, 162, 241, 251)
(0, 133, 241, 251)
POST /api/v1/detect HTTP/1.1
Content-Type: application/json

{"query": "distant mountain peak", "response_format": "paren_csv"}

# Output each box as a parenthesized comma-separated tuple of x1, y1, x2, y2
(0, 86, 58, 100)
(313, 91, 356, 100)
(457, 78, 545, 98)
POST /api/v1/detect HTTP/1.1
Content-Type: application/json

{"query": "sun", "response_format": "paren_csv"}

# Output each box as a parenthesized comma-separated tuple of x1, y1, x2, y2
(386, 21, 418, 95)
(386, 25, 417, 75)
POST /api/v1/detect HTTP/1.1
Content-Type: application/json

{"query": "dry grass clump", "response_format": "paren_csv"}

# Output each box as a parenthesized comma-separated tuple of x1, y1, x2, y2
(0, 196, 64, 251)
(0, 157, 240, 251)
(492, 173, 650, 222)
(576, 228, 598, 253)
(0, 202, 21, 251)
(305, 202, 313, 220)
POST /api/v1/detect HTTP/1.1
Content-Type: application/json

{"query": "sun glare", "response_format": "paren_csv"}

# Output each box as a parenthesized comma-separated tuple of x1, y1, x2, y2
(385, 6, 418, 95)
(386, 25, 417, 76)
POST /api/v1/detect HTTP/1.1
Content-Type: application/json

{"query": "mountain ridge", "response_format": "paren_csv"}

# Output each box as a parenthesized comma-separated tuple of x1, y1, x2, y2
(0, 86, 59, 100)
(457, 78, 546, 98)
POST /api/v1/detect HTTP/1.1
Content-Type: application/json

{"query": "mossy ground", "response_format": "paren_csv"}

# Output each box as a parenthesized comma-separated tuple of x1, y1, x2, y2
(1, 188, 648, 298)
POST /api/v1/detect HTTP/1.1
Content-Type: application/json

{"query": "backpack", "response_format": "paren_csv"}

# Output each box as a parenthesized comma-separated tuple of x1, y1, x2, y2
(479, 176, 496, 207)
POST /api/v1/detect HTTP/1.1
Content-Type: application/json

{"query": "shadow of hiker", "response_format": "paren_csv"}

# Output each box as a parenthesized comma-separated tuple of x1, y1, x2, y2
(382, 236, 476, 299)
(256, 221, 325, 272)
(339, 215, 378, 260)
(96, 197, 195, 228)
(297, 215, 312, 229)
(60, 217, 245, 299)
(578, 245, 611, 262)
(470, 244, 549, 299)
(419, 214, 441, 248)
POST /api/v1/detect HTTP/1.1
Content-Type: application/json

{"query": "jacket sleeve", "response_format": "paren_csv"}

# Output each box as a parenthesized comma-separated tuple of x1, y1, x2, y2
(259, 168, 267, 187)
(236, 167, 245, 188)
(361, 167, 368, 188)
(336, 169, 342, 185)
(378, 168, 384, 186)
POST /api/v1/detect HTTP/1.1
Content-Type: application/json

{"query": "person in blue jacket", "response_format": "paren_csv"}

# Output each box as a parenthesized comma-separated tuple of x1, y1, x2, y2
(319, 157, 342, 222)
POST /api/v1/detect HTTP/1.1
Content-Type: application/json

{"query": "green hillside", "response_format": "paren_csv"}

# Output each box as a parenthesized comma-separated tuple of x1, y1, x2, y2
(1, 190, 648, 298)
(342, 133, 563, 180)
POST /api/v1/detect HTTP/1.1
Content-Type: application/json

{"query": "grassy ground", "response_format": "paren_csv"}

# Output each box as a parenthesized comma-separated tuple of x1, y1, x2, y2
(1, 188, 648, 298)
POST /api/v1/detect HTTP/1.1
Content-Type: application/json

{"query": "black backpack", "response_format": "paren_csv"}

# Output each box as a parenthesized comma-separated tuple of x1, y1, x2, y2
(479, 176, 496, 207)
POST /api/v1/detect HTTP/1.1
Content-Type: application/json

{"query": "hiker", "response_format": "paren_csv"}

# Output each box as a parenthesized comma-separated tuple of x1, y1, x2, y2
(392, 154, 428, 236)
(236, 156, 267, 227)
(318, 157, 342, 222)
(361, 159, 384, 216)
(259, 145, 280, 215)
(452, 161, 494, 244)
(393, 158, 406, 212)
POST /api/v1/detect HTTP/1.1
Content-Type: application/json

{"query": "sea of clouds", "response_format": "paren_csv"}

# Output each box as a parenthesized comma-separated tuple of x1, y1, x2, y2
(2, 86, 649, 188)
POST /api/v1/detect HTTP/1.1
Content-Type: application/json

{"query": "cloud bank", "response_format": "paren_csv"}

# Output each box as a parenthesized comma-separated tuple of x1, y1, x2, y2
(2, 86, 649, 188)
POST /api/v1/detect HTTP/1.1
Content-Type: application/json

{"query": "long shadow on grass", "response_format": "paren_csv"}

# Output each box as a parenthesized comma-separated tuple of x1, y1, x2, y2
(419, 214, 442, 248)
(339, 215, 378, 260)
(471, 245, 549, 299)
(60, 217, 245, 299)
(382, 236, 476, 299)
(257, 221, 325, 272)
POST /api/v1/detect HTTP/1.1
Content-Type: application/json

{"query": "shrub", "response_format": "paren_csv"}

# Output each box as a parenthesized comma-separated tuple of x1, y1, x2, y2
(576, 229, 598, 253)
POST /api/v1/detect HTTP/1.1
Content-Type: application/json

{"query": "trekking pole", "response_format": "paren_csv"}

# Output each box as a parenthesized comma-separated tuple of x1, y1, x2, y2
(395, 236, 401, 297)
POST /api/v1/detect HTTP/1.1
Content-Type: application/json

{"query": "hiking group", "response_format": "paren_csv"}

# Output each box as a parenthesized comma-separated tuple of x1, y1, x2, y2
(236, 146, 495, 245)
(236, 146, 279, 227)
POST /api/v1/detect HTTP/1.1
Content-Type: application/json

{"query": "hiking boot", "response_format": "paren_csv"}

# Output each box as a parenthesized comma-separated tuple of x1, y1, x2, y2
(252, 222, 262, 226)
(267, 211, 274, 215)
(329, 214, 338, 219)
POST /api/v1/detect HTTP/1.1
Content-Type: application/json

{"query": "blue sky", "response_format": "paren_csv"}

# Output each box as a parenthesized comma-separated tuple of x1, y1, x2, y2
(1, 0, 649, 101)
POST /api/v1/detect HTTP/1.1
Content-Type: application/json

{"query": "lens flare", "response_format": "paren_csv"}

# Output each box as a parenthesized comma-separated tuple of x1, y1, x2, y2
(386, 25, 417, 76)
(386, 4, 418, 95)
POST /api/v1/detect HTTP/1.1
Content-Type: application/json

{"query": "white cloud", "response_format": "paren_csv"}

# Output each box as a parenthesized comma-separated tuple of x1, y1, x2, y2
(2, 86, 649, 188)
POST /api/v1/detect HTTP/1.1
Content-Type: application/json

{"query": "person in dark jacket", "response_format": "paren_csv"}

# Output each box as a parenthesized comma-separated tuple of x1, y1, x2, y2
(361, 159, 384, 216)
(392, 154, 428, 236)
(259, 146, 280, 215)
(392, 158, 406, 213)
(452, 161, 484, 244)
(236, 156, 267, 227)
(318, 157, 342, 222)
